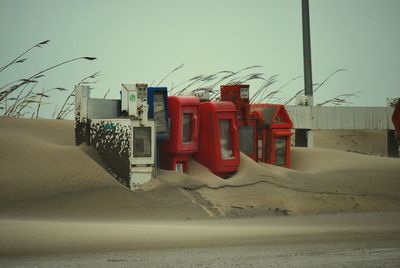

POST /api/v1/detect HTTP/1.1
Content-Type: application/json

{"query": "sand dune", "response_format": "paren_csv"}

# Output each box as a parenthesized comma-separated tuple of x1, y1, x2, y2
(0, 117, 119, 204)
(1, 117, 400, 260)
(1, 117, 400, 220)
(0, 118, 207, 221)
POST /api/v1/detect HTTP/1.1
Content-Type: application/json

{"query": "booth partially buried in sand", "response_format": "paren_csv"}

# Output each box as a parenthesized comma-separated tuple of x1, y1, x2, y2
(75, 84, 156, 190)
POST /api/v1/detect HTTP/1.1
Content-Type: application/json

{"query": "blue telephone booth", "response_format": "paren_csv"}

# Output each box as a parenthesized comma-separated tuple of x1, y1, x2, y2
(147, 87, 170, 167)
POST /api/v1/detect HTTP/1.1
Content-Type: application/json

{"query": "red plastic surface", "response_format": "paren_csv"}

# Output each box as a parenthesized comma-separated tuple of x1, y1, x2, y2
(251, 104, 292, 168)
(220, 84, 250, 120)
(250, 104, 293, 129)
(159, 96, 200, 171)
(193, 101, 240, 178)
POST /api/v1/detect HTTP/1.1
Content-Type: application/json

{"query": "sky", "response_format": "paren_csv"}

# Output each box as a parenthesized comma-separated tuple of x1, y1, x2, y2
(0, 0, 399, 119)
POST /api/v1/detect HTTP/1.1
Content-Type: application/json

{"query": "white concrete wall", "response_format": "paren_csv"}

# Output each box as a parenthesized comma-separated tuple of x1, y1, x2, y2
(287, 106, 395, 130)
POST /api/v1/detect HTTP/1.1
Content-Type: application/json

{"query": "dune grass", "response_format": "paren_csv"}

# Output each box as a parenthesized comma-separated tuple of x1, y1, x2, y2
(0, 41, 359, 119)
(156, 64, 359, 106)
(0, 40, 97, 119)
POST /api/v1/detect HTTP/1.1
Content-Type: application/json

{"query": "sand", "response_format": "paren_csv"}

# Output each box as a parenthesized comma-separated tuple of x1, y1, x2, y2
(1, 117, 400, 264)
(2, 212, 400, 256)
(313, 129, 389, 156)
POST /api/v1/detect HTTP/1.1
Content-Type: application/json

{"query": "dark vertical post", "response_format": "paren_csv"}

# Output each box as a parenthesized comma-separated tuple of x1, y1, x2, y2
(387, 130, 400, 158)
(302, 0, 313, 98)
(295, 0, 314, 147)
(295, 129, 308, 147)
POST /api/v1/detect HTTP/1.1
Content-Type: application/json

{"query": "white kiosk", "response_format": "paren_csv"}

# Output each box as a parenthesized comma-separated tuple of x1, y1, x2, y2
(75, 83, 156, 190)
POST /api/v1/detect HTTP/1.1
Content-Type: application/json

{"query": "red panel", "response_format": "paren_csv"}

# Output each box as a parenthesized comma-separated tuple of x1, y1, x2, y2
(159, 96, 200, 171)
(250, 104, 293, 129)
(251, 106, 292, 168)
(250, 104, 293, 168)
(220, 84, 250, 120)
(193, 101, 240, 178)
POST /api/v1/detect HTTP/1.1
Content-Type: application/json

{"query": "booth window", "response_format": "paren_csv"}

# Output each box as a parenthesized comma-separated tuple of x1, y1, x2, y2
(182, 113, 193, 143)
(133, 127, 152, 157)
(220, 119, 234, 160)
(274, 137, 286, 166)
(238, 125, 254, 156)
(153, 92, 168, 133)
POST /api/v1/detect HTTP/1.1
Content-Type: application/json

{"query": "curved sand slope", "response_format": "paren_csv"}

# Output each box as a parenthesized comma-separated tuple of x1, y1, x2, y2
(1, 117, 400, 220)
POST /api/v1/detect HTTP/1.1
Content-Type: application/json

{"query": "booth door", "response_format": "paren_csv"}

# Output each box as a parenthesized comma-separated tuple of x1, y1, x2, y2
(271, 130, 291, 168)
(180, 106, 199, 151)
(182, 113, 193, 143)
(153, 92, 168, 135)
(132, 127, 152, 158)
(238, 119, 257, 161)
(274, 136, 287, 167)
(220, 119, 234, 160)
(217, 114, 239, 162)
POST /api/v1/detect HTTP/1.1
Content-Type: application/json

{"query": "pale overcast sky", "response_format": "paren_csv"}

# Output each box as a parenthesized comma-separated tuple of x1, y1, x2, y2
(0, 0, 399, 118)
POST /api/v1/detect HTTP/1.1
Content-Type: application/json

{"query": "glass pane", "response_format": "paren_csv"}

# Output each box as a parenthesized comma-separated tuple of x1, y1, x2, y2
(240, 87, 249, 98)
(153, 92, 168, 133)
(133, 127, 152, 157)
(238, 125, 254, 156)
(220, 119, 234, 160)
(274, 137, 286, 166)
(182, 113, 192, 143)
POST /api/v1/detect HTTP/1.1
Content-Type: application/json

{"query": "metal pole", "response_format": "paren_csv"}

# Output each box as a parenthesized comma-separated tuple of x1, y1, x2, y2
(295, 0, 314, 148)
(302, 0, 313, 99)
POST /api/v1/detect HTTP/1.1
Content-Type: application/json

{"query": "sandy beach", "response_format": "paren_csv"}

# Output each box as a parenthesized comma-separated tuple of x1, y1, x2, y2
(1, 117, 400, 266)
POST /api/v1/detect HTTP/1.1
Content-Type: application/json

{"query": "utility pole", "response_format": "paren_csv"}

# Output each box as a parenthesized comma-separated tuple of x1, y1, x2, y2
(295, 0, 314, 147)
(302, 0, 313, 104)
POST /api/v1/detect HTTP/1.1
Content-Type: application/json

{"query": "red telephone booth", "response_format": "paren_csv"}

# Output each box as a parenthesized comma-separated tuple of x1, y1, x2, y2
(193, 101, 240, 178)
(159, 96, 200, 172)
(221, 84, 258, 161)
(250, 104, 293, 168)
